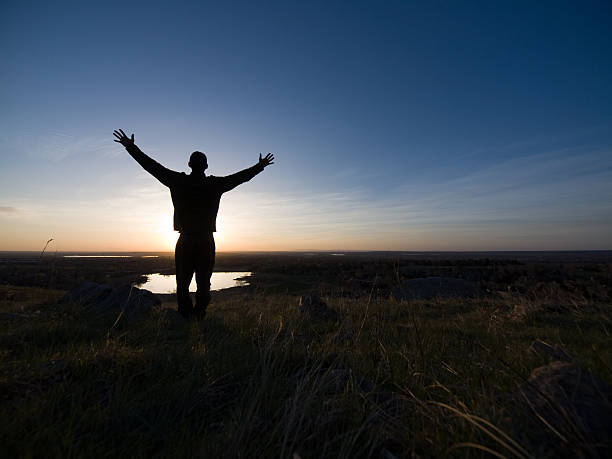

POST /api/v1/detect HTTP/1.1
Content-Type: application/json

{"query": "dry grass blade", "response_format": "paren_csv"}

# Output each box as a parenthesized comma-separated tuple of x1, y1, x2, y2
(432, 401, 532, 459)
(519, 389, 569, 443)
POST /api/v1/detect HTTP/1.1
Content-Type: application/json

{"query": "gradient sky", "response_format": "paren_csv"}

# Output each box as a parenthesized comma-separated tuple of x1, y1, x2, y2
(1, 0, 612, 251)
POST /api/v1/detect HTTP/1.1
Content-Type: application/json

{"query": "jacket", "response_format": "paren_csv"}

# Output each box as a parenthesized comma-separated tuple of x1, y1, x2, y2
(125, 144, 264, 234)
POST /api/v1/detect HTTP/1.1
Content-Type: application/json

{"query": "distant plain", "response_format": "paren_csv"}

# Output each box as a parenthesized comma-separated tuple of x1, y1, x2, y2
(1, 251, 611, 457)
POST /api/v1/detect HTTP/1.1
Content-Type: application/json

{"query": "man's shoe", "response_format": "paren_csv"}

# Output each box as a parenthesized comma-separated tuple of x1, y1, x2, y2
(177, 307, 192, 320)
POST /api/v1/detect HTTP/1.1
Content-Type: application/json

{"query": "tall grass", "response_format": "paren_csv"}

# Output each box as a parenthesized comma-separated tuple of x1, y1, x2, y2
(1, 285, 610, 458)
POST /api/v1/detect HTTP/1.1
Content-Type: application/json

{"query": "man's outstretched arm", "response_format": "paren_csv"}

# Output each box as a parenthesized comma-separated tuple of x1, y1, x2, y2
(113, 129, 176, 187)
(219, 153, 275, 192)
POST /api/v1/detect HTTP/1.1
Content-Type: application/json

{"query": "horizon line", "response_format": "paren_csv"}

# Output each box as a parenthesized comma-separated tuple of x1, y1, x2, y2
(2, 249, 612, 254)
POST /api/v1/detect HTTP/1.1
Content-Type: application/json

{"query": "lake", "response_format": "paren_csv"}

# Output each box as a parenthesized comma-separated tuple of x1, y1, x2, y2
(136, 272, 251, 293)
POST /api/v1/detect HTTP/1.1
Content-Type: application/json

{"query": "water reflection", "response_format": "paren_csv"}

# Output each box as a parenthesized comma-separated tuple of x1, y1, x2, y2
(64, 255, 132, 258)
(63, 255, 159, 258)
(137, 272, 251, 293)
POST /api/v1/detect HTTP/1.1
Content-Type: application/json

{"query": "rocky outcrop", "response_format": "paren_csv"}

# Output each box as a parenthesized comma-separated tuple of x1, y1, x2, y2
(513, 361, 612, 457)
(298, 295, 339, 321)
(392, 277, 479, 301)
(59, 282, 161, 318)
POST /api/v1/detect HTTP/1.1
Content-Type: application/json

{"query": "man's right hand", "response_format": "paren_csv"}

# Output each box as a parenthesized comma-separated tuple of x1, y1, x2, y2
(113, 129, 135, 148)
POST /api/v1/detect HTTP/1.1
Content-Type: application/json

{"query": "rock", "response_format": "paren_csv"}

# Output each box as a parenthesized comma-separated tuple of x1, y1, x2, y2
(59, 282, 161, 318)
(529, 339, 571, 362)
(298, 295, 338, 321)
(58, 282, 113, 306)
(514, 361, 612, 457)
(392, 277, 479, 301)
(92, 284, 159, 315)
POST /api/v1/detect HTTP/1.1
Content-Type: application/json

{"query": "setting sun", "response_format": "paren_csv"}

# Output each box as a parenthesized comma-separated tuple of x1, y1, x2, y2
(155, 214, 178, 251)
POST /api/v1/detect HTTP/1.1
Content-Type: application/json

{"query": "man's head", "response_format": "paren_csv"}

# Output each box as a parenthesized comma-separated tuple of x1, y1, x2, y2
(189, 151, 208, 174)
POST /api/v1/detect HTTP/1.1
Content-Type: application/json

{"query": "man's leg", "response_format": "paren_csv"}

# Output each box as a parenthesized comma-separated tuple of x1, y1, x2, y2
(175, 234, 195, 318)
(193, 233, 215, 318)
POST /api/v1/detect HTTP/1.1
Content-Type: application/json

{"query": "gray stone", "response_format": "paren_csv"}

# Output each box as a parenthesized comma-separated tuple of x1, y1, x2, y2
(392, 277, 479, 301)
(92, 284, 159, 316)
(58, 282, 113, 306)
(515, 361, 612, 457)
(59, 282, 160, 318)
(298, 295, 339, 321)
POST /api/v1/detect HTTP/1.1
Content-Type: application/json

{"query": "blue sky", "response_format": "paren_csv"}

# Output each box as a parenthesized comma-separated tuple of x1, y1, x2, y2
(1, 0, 611, 251)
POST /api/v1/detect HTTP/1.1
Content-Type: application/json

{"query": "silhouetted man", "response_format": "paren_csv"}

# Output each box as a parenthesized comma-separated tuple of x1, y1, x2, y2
(113, 129, 274, 319)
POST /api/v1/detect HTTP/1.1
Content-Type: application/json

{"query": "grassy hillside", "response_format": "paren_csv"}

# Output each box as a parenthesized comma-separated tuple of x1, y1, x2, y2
(1, 284, 610, 458)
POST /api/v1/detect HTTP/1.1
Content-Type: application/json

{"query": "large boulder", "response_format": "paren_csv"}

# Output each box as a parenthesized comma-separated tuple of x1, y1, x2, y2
(513, 361, 612, 457)
(392, 277, 479, 301)
(59, 282, 161, 318)
(58, 282, 113, 306)
(298, 295, 338, 321)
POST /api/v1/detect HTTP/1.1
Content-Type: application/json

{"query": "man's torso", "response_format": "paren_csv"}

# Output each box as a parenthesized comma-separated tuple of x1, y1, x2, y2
(170, 173, 224, 234)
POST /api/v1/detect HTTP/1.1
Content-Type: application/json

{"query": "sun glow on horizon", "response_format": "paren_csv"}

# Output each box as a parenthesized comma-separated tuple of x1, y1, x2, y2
(155, 214, 178, 251)
(2, 2, 612, 253)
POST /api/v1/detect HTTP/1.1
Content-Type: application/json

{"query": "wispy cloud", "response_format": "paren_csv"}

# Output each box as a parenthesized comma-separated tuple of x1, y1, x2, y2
(217, 146, 612, 249)
(0, 206, 18, 214)
(2, 146, 611, 250)
(1, 129, 119, 162)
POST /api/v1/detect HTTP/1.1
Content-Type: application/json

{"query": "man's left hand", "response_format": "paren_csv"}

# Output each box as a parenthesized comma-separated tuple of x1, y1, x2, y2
(259, 153, 275, 167)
